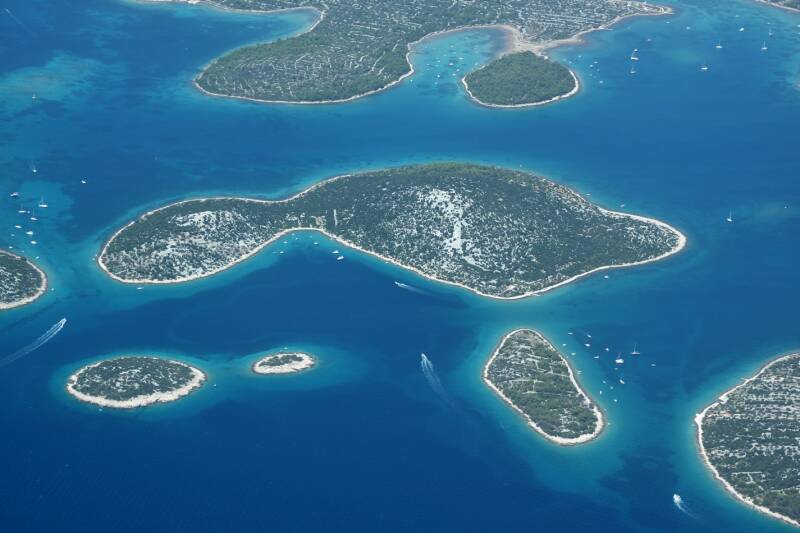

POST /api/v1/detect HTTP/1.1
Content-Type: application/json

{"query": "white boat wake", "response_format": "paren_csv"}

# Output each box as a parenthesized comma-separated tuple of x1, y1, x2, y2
(420, 353, 452, 405)
(0, 318, 67, 368)
(673, 494, 697, 519)
(394, 281, 428, 295)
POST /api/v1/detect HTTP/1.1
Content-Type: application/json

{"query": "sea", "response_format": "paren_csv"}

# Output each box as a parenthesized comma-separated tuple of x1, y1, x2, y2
(1, 0, 799, 531)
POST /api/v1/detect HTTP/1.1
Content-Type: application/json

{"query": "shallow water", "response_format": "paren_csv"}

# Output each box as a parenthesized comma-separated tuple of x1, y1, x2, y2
(1, 0, 799, 531)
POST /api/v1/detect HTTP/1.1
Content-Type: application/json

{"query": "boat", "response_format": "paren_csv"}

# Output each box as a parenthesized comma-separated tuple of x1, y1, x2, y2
(726, 210, 733, 223)
(38, 197, 48, 208)
(631, 344, 641, 356)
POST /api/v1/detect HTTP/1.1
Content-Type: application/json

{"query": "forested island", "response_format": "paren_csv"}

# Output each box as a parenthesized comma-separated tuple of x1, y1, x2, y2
(463, 51, 577, 107)
(98, 163, 684, 299)
(67, 356, 206, 408)
(484, 329, 604, 444)
(0, 250, 47, 310)
(696, 353, 800, 527)
(252, 352, 316, 374)
(146, 0, 668, 104)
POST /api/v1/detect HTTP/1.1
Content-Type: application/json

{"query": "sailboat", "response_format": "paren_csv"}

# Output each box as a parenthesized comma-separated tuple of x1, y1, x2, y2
(631, 344, 641, 356)
(726, 210, 734, 223)
(630, 63, 637, 75)
(715, 41, 723, 49)
(761, 41, 768, 51)
(30, 209, 38, 221)
(38, 197, 48, 208)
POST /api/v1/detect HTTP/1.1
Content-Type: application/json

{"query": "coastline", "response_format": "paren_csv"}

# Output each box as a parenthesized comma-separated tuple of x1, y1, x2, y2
(158, 0, 672, 106)
(0, 250, 48, 311)
(754, 0, 800, 14)
(482, 329, 605, 446)
(694, 352, 800, 529)
(252, 352, 316, 375)
(66, 358, 207, 409)
(96, 166, 687, 301)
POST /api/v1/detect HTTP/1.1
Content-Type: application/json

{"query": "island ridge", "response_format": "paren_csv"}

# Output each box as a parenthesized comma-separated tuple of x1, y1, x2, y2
(67, 356, 206, 408)
(252, 352, 316, 374)
(484, 329, 604, 444)
(98, 163, 685, 299)
(145, 0, 668, 104)
(696, 353, 800, 528)
(0, 250, 47, 310)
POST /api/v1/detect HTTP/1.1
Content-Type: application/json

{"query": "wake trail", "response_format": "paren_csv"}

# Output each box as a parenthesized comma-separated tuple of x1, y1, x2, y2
(420, 353, 453, 406)
(673, 494, 698, 519)
(0, 318, 67, 368)
(4, 9, 32, 33)
(394, 281, 429, 295)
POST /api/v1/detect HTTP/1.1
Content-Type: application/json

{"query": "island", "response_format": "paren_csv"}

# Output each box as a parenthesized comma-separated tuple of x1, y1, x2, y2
(696, 353, 800, 528)
(756, 0, 800, 12)
(484, 329, 604, 445)
(98, 163, 685, 299)
(252, 352, 316, 374)
(66, 356, 206, 408)
(0, 250, 47, 310)
(462, 51, 577, 107)
(145, 0, 669, 104)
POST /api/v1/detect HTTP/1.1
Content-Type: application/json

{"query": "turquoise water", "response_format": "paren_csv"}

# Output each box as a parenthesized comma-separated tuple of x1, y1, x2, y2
(1, 0, 799, 531)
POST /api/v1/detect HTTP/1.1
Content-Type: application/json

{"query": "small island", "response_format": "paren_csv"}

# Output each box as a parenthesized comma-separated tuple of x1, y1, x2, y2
(756, 0, 799, 12)
(696, 353, 800, 528)
(252, 352, 316, 374)
(462, 51, 578, 108)
(145, 0, 668, 105)
(484, 329, 604, 445)
(67, 356, 206, 409)
(98, 163, 685, 299)
(0, 250, 47, 310)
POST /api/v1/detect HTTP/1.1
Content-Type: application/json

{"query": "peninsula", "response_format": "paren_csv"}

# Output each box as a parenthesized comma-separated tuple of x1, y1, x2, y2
(146, 0, 669, 104)
(463, 51, 578, 108)
(696, 353, 800, 528)
(98, 163, 685, 299)
(484, 329, 604, 445)
(252, 352, 316, 374)
(0, 250, 47, 310)
(67, 356, 206, 408)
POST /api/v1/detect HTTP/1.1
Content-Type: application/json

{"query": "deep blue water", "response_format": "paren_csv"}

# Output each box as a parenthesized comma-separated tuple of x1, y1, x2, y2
(1, 0, 799, 531)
